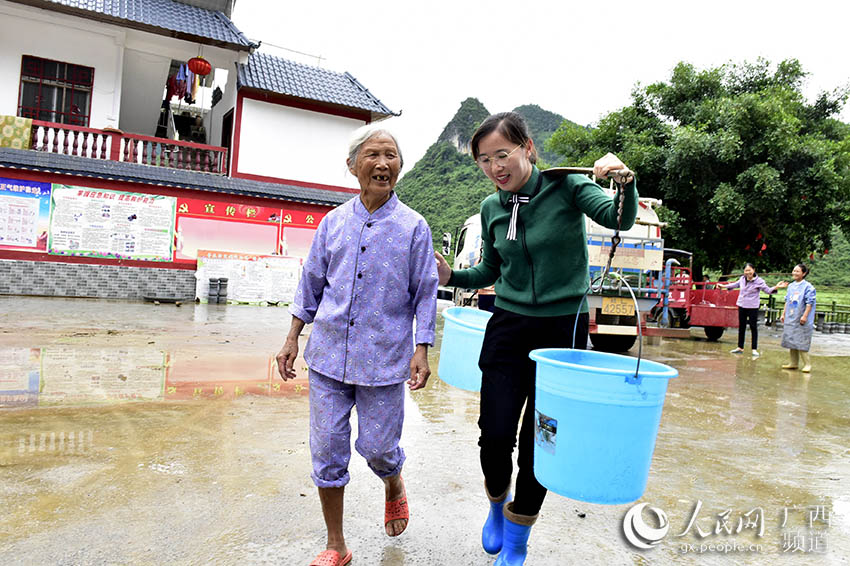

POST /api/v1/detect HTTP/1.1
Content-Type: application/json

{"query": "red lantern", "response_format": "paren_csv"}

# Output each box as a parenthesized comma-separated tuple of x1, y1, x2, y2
(187, 56, 211, 76)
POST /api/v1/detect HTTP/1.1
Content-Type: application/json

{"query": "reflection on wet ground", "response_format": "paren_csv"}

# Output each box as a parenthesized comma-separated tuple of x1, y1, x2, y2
(0, 298, 308, 408)
(1, 297, 849, 565)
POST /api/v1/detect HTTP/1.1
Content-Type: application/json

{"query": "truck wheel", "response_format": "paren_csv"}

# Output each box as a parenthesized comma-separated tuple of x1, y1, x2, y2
(673, 308, 691, 328)
(589, 333, 637, 353)
(648, 306, 662, 324)
(703, 326, 725, 341)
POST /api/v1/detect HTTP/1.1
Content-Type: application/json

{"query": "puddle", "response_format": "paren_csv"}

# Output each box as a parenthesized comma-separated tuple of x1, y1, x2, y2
(1, 297, 848, 564)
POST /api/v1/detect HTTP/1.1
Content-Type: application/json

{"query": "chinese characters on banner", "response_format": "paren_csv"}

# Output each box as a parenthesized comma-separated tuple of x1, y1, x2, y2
(173, 197, 325, 263)
(0, 177, 51, 251)
(279, 208, 324, 259)
(48, 186, 176, 260)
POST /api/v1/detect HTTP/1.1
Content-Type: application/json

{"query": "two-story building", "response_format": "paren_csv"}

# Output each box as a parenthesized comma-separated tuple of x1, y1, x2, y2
(0, 0, 395, 301)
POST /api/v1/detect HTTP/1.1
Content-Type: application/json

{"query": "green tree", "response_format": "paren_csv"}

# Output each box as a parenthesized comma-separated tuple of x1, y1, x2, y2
(547, 59, 850, 275)
(396, 141, 494, 253)
(398, 98, 493, 253)
(807, 226, 850, 286)
(397, 99, 571, 253)
(513, 104, 574, 165)
(437, 97, 490, 149)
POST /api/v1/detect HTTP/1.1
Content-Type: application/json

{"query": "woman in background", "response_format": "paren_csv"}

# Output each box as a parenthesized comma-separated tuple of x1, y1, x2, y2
(717, 263, 786, 357)
(780, 263, 816, 372)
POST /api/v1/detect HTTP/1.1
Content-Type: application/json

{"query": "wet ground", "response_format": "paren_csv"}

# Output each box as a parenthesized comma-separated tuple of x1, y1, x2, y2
(1, 296, 848, 565)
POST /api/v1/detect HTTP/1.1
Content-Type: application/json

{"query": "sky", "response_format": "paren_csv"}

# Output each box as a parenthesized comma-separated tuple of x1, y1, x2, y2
(231, 0, 850, 176)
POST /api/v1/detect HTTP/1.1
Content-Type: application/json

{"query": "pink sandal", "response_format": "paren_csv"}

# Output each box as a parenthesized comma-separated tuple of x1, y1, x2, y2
(309, 549, 352, 566)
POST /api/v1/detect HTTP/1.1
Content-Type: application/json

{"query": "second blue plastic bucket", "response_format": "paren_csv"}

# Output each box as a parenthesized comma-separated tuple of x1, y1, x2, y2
(529, 348, 678, 504)
(437, 307, 492, 391)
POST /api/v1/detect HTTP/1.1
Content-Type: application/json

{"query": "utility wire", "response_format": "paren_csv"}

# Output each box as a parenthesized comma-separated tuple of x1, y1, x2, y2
(258, 41, 324, 67)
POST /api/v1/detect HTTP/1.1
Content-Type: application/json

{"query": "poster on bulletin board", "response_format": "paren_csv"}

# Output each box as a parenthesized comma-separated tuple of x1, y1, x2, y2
(48, 185, 176, 260)
(195, 250, 302, 304)
(0, 177, 51, 251)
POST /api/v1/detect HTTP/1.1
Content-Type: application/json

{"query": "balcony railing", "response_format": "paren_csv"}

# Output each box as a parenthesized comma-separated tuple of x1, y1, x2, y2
(28, 120, 228, 175)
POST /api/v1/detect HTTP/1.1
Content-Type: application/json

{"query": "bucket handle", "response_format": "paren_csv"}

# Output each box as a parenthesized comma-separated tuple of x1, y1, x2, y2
(572, 271, 644, 385)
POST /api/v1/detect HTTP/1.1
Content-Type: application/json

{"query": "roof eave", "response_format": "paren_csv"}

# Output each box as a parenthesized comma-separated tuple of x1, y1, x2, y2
(0, 148, 352, 207)
(371, 109, 398, 122)
(8, 0, 255, 51)
(343, 72, 398, 118)
(237, 86, 386, 122)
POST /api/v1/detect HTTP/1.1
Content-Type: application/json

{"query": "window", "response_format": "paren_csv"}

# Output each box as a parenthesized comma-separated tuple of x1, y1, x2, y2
(18, 55, 94, 127)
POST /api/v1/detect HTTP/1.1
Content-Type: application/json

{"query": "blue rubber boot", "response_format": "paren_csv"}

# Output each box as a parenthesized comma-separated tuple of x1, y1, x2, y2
(482, 486, 511, 554)
(494, 502, 537, 566)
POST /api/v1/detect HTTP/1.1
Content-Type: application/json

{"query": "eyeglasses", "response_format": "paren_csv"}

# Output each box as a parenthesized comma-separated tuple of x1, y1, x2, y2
(476, 144, 523, 168)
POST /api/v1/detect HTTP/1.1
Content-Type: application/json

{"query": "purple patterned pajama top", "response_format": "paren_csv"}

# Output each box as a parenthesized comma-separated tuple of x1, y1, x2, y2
(289, 192, 438, 386)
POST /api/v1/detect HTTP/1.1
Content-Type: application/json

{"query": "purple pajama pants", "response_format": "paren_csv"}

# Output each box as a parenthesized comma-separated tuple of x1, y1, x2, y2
(309, 369, 406, 488)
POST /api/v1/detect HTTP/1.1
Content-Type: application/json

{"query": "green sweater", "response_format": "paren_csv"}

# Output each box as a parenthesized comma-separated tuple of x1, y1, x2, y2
(449, 166, 637, 317)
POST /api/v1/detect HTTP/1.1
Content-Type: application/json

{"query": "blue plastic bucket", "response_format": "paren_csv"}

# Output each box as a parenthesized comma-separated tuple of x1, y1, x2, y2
(529, 348, 678, 504)
(437, 307, 493, 391)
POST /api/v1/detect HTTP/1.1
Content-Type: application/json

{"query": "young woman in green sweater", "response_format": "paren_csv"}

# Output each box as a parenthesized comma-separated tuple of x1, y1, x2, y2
(435, 112, 637, 565)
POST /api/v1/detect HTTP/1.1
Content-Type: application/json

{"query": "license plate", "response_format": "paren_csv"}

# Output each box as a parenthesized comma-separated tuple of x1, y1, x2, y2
(601, 297, 635, 316)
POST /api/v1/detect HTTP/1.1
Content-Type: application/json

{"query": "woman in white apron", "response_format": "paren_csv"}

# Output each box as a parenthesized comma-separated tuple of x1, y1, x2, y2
(780, 263, 817, 372)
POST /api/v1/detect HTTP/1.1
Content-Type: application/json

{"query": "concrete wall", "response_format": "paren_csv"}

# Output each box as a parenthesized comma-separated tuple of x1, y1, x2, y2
(208, 54, 246, 150)
(0, 1, 125, 129)
(0, 1, 242, 137)
(237, 98, 364, 189)
(0, 259, 196, 300)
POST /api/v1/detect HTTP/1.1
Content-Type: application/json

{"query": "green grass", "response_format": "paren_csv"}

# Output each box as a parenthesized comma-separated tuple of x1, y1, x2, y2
(716, 274, 850, 306)
(768, 285, 850, 315)
(809, 286, 850, 309)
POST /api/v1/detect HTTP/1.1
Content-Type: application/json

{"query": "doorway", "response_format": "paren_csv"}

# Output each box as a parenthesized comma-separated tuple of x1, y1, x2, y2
(221, 108, 234, 174)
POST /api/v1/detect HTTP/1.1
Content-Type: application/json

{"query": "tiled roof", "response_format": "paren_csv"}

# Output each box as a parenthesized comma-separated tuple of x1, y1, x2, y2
(11, 0, 255, 49)
(0, 148, 354, 207)
(238, 52, 396, 118)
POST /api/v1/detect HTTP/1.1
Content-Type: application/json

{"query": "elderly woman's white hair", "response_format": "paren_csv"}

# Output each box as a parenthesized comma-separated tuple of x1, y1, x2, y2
(347, 123, 404, 169)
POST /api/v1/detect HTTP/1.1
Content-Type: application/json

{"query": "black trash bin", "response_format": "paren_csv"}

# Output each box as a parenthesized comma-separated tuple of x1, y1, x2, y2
(217, 277, 228, 304)
(208, 278, 219, 303)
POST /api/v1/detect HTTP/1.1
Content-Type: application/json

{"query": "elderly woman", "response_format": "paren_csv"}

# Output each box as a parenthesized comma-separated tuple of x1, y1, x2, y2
(277, 124, 438, 566)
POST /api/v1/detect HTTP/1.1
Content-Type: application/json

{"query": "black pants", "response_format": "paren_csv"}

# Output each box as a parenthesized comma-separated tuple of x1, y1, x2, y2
(738, 307, 759, 349)
(477, 306, 588, 517)
(478, 294, 496, 313)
